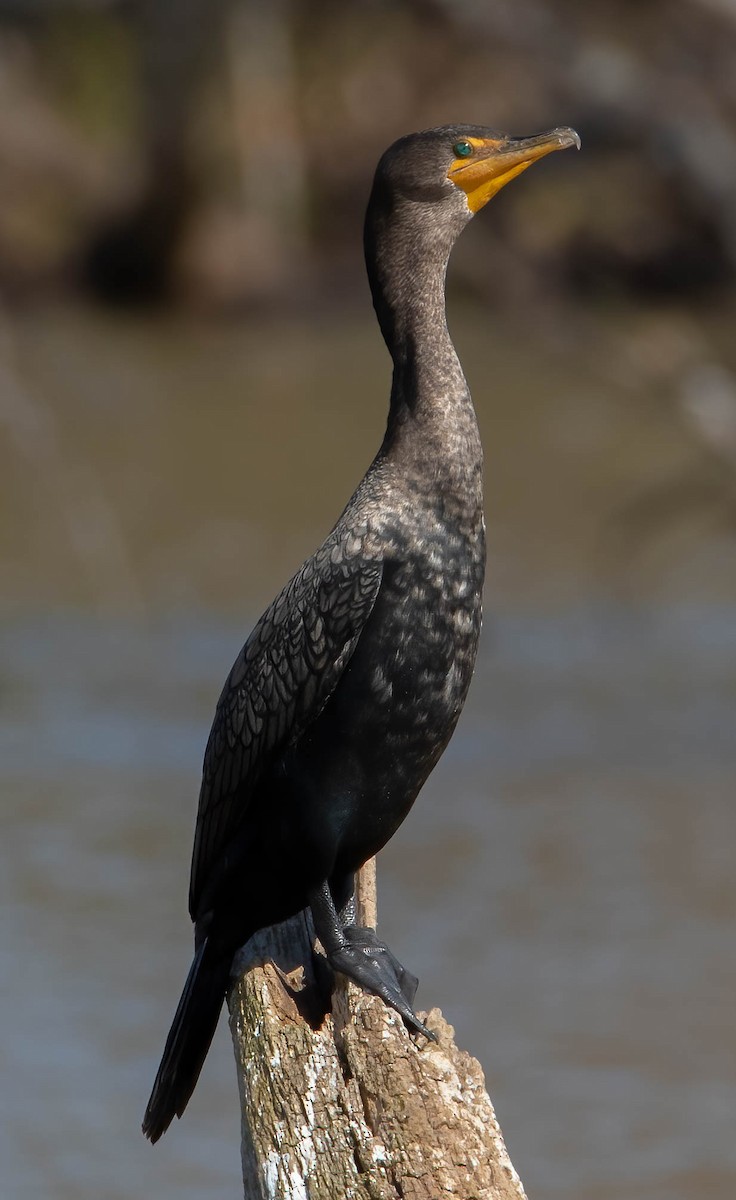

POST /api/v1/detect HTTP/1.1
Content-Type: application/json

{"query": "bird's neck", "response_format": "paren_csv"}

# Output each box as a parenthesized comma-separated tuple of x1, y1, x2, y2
(388, 271, 467, 424)
(367, 212, 467, 420)
(365, 199, 481, 484)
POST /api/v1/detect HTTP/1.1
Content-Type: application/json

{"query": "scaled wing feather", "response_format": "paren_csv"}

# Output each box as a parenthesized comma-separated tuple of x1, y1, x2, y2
(188, 547, 382, 918)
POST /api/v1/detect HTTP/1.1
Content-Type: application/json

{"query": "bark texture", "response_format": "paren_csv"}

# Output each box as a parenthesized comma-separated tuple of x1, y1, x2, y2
(228, 864, 525, 1200)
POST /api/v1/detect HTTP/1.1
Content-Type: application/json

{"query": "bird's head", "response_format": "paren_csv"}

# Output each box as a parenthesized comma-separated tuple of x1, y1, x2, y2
(371, 123, 580, 228)
(365, 123, 580, 353)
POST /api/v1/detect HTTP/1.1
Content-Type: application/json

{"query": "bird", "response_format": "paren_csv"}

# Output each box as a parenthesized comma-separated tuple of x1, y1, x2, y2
(142, 122, 580, 1143)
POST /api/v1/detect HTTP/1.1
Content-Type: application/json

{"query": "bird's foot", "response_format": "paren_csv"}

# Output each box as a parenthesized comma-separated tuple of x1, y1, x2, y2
(330, 926, 435, 1041)
(343, 925, 419, 1006)
(308, 881, 435, 1040)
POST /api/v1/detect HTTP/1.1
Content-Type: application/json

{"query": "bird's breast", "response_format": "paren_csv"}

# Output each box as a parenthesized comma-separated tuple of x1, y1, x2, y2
(281, 485, 485, 870)
(350, 503, 483, 747)
(372, 519, 484, 703)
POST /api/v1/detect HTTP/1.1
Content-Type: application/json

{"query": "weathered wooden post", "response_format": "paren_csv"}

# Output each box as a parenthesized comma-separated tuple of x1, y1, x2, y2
(229, 861, 526, 1200)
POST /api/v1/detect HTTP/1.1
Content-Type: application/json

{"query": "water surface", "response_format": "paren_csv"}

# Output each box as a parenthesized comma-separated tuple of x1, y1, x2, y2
(1, 302, 735, 1199)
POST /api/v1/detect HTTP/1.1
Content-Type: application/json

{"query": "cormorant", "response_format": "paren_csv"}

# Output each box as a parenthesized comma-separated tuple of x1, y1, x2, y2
(143, 123, 579, 1142)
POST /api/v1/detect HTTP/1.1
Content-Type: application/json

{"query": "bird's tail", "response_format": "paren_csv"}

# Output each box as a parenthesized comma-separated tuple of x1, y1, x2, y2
(142, 938, 231, 1143)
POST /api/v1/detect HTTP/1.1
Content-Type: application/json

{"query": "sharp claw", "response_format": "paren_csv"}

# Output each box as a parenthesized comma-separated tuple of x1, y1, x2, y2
(402, 1009, 437, 1041)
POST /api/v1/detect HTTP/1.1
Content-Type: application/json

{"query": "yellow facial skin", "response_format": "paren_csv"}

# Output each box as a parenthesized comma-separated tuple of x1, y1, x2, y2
(448, 127, 580, 213)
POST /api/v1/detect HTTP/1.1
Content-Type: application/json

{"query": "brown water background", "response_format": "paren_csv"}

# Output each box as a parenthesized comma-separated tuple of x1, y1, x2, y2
(1, 296, 735, 1199)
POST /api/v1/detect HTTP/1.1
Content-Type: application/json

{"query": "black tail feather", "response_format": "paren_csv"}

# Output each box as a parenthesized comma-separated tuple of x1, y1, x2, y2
(142, 940, 230, 1142)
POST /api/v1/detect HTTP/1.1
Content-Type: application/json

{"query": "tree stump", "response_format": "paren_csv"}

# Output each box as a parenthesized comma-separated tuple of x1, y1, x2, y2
(228, 861, 526, 1200)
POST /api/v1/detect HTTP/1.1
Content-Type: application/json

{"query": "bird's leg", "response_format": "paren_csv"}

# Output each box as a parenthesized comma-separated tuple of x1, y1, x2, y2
(308, 881, 435, 1039)
(334, 878, 419, 1006)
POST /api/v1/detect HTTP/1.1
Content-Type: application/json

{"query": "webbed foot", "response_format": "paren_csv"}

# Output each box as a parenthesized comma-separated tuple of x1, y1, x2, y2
(308, 882, 435, 1041)
(343, 925, 419, 1007)
(328, 938, 435, 1039)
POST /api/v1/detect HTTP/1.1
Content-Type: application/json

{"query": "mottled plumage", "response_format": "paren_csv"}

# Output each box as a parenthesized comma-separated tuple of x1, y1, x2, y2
(143, 122, 578, 1143)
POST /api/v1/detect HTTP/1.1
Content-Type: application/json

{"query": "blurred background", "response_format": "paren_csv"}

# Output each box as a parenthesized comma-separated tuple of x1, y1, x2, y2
(1, 1, 735, 1197)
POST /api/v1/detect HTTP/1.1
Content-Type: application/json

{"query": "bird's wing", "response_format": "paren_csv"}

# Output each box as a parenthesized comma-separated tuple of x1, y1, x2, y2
(188, 545, 383, 918)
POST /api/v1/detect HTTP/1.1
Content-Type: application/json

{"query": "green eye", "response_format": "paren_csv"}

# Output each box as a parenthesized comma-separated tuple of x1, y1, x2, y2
(453, 140, 473, 158)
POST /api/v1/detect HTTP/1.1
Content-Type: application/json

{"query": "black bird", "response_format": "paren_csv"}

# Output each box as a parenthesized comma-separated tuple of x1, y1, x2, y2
(143, 123, 579, 1142)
